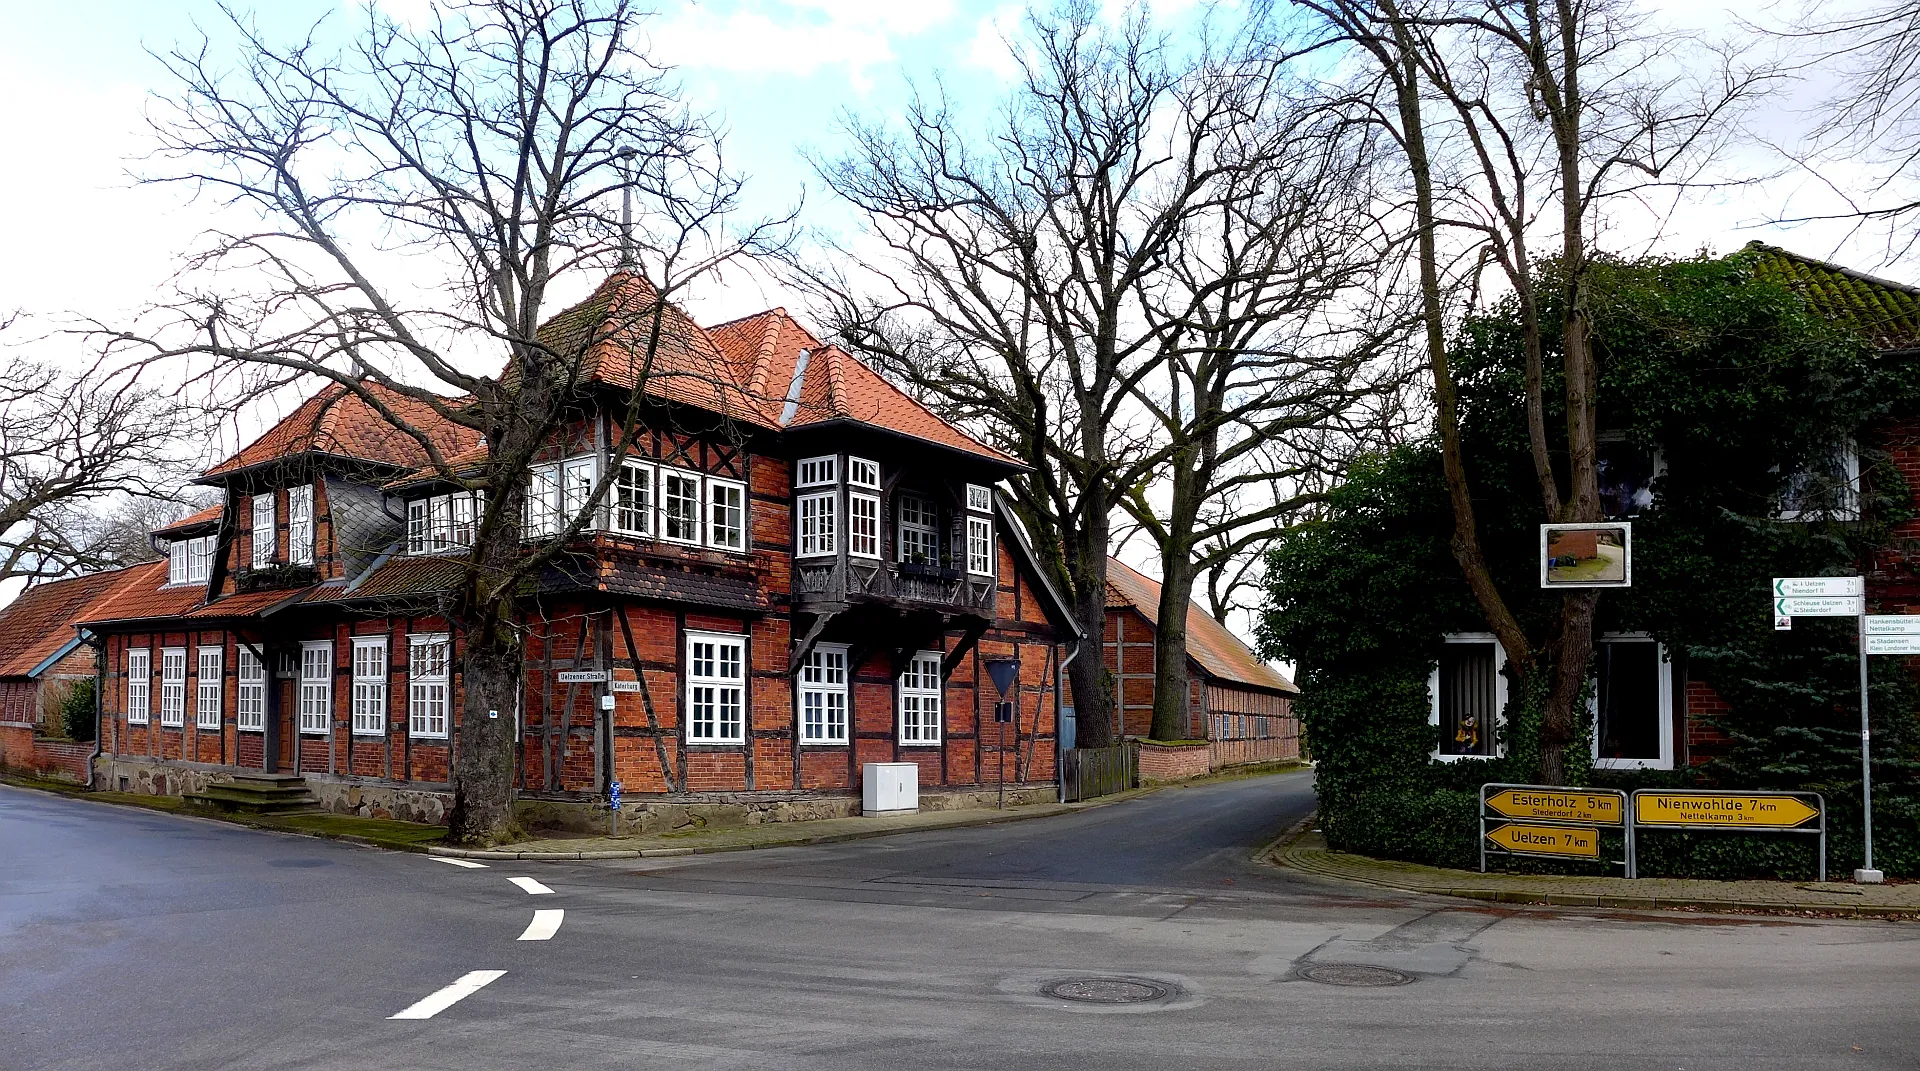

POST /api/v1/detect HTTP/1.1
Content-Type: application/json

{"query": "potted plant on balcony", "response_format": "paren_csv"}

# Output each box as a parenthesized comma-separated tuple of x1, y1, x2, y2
(937, 552, 963, 581)
(899, 550, 942, 579)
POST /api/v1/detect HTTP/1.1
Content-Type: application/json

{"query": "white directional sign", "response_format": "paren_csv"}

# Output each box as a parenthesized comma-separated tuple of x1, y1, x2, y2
(1775, 596, 1864, 617)
(1866, 635, 1920, 655)
(1865, 615, 1920, 635)
(1774, 577, 1864, 598)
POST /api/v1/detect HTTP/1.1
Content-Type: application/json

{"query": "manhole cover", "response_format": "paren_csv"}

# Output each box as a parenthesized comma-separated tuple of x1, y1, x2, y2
(1041, 978, 1169, 1004)
(1298, 964, 1413, 987)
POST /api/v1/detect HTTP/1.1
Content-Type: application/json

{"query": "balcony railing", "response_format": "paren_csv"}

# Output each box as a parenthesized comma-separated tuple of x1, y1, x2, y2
(794, 558, 996, 615)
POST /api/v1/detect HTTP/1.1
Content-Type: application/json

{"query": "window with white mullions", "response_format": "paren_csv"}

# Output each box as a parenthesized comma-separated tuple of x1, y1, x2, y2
(965, 483, 992, 512)
(796, 491, 836, 557)
(849, 493, 879, 558)
(966, 516, 994, 576)
(708, 478, 746, 551)
(897, 651, 943, 745)
(614, 459, 653, 535)
(298, 642, 332, 735)
(408, 634, 451, 738)
(897, 494, 938, 564)
(661, 469, 702, 543)
(126, 649, 150, 725)
(159, 648, 186, 727)
(796, 455, 836, 488)
(351, 637, 388, 736)
(236, 646, 265, 731)
(847, 457, 879, 489)
(561, 456, 597, 530)
(686, 632, 745, 744)
(196, 647, 222, 729)
(252, 493, 275, 567)
(800, 644, 849, 745)
(288, 484, 314, 565)
(524, 463, 560, 538)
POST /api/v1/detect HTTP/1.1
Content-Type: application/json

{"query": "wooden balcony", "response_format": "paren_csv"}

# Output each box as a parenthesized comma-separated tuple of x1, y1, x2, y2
(793, 558, 996, 617)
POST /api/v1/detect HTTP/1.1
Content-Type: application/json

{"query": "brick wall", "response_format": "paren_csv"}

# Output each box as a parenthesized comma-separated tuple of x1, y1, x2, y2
(0, 726, 92, 783)
(1137, 740, 1211, 783)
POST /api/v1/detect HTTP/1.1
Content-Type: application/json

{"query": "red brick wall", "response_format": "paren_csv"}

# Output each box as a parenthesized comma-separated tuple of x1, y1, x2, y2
(1137, 741, 1211, 782)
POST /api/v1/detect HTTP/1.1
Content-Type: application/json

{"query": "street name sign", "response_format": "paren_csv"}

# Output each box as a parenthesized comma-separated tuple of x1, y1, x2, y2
(1774, 596, 1864, 617)
(1865, 615, 1920, 635)
(1633, 792, 1820, 829)
(1866, 635, 1920, 655)
(1773, 577, 1864, 598)
(1485, 789, 1623, 826)
(556, 670, 609, 684)
(1484, 823, 1601, 858)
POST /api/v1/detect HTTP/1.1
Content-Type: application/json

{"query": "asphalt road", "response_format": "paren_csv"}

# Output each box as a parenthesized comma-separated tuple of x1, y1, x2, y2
(3, 772, 1916, 1070)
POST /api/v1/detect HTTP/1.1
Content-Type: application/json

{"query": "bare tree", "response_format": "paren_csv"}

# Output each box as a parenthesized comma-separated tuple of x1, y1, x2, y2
(0, 358, 187, 584)
(1295, 0, 1771, 781)
(102, 0, 785, 843)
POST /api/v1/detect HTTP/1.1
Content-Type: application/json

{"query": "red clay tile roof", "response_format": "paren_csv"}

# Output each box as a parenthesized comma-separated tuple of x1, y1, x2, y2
(0, 569, 138, 677)
(1104, 557, 1296, 694)
(203, 381, 483, 479)
(71, 561, 204, 629)
(705, 308, 1017, 465)
(152, 504, 224, 537)
(182, 586, 313, 619)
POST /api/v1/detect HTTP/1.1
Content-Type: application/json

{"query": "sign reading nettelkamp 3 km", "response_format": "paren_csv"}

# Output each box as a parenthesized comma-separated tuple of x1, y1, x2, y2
(1485, 789, 1624, 826)
(1633, 792, 1820, 829)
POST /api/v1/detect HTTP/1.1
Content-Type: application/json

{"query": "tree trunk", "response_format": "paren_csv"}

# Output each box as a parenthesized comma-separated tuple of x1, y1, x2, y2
(1064, 500, 1116, 749)
(1149, 466, 1200, 742)
(447, 621, 523, 845)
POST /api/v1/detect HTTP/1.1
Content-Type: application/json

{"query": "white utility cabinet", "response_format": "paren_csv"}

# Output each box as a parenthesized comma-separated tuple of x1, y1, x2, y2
(862, 762, 919, 815)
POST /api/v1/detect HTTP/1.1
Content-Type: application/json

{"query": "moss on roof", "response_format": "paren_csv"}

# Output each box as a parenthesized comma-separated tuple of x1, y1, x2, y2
(1744, 241, 1920, 352)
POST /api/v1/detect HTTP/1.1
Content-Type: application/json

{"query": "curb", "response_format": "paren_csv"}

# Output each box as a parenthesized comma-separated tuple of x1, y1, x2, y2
(1264, 813, 1920, 919)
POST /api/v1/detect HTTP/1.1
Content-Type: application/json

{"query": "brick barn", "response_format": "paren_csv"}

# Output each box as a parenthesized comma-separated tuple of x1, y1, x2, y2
(60, 270, 1081, 827)
(1102, 557, 1301, 779)
(0, 570, 127, 782)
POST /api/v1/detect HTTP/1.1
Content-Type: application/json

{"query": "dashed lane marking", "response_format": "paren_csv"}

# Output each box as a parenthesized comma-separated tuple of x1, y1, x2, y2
(509, 876, 554, 895)
(432, 858, 489, 869)
(387, 970, 507, 1020)
(517, 909, 564, 941)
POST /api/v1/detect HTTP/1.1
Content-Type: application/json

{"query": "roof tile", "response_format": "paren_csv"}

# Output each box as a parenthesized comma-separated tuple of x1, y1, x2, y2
(1104, 558, 1296, 694)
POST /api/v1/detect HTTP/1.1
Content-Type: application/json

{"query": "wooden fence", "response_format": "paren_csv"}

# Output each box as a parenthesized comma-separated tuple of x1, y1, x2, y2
(1061, 744, 1136, 802)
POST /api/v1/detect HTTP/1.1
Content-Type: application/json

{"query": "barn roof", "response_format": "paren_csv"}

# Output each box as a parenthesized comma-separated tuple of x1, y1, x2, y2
(1104, 558, 1296, 695)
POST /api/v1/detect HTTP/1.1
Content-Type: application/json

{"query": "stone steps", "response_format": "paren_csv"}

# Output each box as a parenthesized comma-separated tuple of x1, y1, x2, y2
(184, 773, 321, 816)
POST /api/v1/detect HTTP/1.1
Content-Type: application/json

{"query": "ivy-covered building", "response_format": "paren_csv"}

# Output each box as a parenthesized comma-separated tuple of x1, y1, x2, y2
(1263, 243, 1920, 876)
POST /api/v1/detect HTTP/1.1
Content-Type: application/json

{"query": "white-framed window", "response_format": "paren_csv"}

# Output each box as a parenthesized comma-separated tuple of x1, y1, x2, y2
(686, 631, 745, 744)
(525, 463, 560, 538)
(351, 636, 388, 736)
(847, 457, 879, 489)
(561, 456, 597, 528)
(796, 491, 837, 557)
(195, 646, 222, 729)
(849, 493, 880, 558)
(1778, 442, 1861, 521)
(167, 535, 215, 585)
(708, 477, 746, 552)
(298, 641, 331, 735)
(158, 648, 186, 727)
(800, 643, 849, 745)
(450, 491, 476, 547)
(1430, 633, 1506, 759)
(288, 484, 314, 565)
(408, 633, 451, 738)
(966, 483, 992, 512)
(236, 645, 265, 731)
(168, 540, 185, 585)
(410, 491, 481, 553)
(661, 468, 702, 543)
(614, 459, 653, 535)
(252, 493, 276, 568)
(898, 651, 942, 745)
(966, 516, 994, 576)
(796, 455, 836, 488)
(897, 494, 938, 564)
(126, 648, 150, 725)
(1591, 634, 1674, 771)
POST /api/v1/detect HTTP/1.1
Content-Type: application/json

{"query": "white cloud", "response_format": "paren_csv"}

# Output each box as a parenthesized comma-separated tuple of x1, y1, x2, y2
(649, 0, 958, 91)
(963, 4, 1023, 79)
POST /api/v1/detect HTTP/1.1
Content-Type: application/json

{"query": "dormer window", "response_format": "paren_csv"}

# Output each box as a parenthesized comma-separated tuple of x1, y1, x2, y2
(408, 491, 482, 554)
(167, 535, 215, 585)
(251, 493, 275, 568)
(288, 484, 314, 565)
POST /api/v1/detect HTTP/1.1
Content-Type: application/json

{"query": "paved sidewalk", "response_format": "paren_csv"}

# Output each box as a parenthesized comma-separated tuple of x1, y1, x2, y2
(1270, 823, 1920, 916)
(433, 796, 1117, 860)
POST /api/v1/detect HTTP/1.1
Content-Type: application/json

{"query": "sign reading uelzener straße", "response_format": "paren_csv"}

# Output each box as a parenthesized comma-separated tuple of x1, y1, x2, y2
(1633, 792, 1820, 829)
(1484, 789, 1623, 826)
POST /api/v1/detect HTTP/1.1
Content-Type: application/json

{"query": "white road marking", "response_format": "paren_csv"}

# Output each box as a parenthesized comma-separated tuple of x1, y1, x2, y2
(509, 876, 554, 895)
(432, 858, 489, 869)
(517, 909, 564, 941)
(387, 970, 506, 1020)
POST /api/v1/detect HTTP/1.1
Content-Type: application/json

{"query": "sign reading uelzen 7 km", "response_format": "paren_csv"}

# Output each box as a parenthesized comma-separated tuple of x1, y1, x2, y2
(1633, 792, 1820, 829)
(1484, 823, 1601, 858)
(1485, 789, 1624, 826)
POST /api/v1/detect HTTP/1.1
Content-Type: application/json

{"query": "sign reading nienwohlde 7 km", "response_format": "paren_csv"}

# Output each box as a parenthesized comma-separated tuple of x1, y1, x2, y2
(1485, 789, 1624, 826)
(1633, 792, 1821, 829)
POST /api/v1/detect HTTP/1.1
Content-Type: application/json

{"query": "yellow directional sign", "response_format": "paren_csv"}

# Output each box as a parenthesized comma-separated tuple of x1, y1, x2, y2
(1634, 793, 1820, 829)
(1486, 789, 1623, 826)
(1484, 823, 1601, 858)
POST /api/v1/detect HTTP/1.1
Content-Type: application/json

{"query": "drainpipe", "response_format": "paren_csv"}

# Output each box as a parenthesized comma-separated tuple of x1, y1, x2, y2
(1056, 637, 1081, 804)
(82, 629, 104, 789)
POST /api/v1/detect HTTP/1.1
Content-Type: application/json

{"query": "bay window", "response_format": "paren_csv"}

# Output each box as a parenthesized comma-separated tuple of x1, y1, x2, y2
(849, 492, 879, 558)
(708, 478, 746, 551)
(797, 491, 836, 557)
(615, 459, 653, 535)
(967, 516, 994, 576)
(661, 469, 702, 543)
(897, 494, 938, 564)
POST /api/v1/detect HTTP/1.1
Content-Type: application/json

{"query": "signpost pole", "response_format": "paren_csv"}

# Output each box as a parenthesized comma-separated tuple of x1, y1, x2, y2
(1857, 613, 1879, 882)
(1479, 785, 1488, 874)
